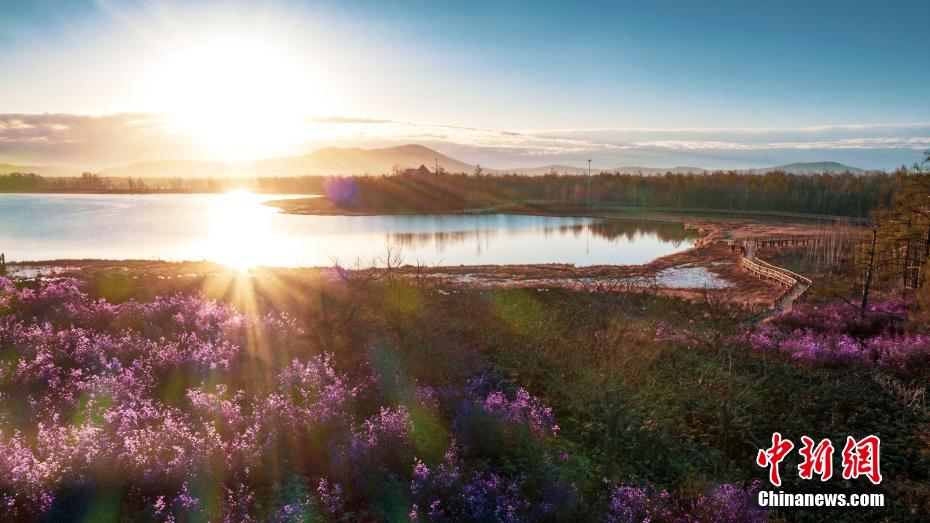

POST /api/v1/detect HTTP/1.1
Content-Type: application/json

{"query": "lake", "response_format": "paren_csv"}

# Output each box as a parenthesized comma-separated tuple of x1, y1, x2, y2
(0, 192, 698, 268)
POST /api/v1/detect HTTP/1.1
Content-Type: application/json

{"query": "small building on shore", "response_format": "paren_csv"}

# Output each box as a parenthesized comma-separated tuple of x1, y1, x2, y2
(402, 164, 433, 176)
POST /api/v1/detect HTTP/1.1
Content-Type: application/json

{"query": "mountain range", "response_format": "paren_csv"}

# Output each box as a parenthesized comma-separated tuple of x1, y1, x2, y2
(0, 163, 81, 178)
(505, 165, 707, 176)
(0, 145, 870, 178)
(745, 162, 866, 175)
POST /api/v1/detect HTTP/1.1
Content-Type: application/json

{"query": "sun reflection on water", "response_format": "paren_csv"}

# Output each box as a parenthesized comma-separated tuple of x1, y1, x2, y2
(205, 190, 281, 271)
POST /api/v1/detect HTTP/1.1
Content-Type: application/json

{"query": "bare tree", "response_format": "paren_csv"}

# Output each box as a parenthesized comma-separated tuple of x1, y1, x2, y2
(860, 222, 880, 316)
(377, 240, 405, 282)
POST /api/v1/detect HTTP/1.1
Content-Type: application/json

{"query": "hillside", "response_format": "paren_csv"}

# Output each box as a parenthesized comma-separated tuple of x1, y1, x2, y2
(3, 145, 871, 179)
(101, 144, 475, 178)
(0, 163, 79, 177)
(611, 166, 706, 175)
(749, 161, 866, 175)
(505, 165, 706, 176)
(508, 162, 868, 176)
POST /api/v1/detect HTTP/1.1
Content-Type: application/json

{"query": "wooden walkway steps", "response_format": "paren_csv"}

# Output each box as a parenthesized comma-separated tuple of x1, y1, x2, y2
(723, 237, 814, 314)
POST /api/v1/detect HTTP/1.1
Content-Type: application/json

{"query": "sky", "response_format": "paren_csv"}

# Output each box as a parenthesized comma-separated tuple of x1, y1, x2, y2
(0, 0, 928, 170)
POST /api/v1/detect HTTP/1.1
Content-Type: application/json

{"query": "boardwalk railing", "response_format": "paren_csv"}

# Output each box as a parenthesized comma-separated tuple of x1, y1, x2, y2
(740, 256, 812, 308)
(740, 256, 796, 287)
(724, 237, 814, 309)
(748, 257, 812, 287)
(724, 234, 836, 250)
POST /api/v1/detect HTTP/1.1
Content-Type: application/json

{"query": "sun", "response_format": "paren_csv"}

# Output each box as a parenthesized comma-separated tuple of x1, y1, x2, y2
(150, 36, 321, 161)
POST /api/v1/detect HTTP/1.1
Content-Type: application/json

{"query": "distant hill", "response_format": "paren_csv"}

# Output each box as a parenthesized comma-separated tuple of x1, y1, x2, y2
(610, 166, 706, 175)
(505, 165, 604, 176)
(0, 163, 79, 177)
(511, 163, 866, 176)
(508, 162, 868, 176)
(505, 165, 705, 176)
(2, 145, 872, 178)
(749, 162, 866, 175)
(101, 144, 475, 178)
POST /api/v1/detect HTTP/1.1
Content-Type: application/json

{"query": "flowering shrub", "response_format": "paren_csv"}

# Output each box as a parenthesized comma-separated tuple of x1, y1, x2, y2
(686, 481, 766, 522)
(771, 298, 908, 337)
(605, 482, 674, 522)
(0, 277, 767, 520)
(458, 375, 559, 439)
(604, 480, 764, 523)
(409, 442, 532, 522)
(740, 299, 930, 373)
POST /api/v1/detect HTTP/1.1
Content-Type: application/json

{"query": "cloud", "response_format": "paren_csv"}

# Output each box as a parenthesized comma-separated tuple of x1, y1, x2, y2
(317, 119, 930, 169)
(306, 118, 930, 156)
(631, 137, 930, 151)
(1, 112, 927, 170)
(305, 119, 623, 156)
(307, 115, 392, 125)
(525, 122, 930, 135)
(515, 124, 930, 154)
(0, 113, 202, 167)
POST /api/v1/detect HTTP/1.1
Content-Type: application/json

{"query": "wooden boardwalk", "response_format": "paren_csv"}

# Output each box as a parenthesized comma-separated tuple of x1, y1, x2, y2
(724, 236, 814, 315)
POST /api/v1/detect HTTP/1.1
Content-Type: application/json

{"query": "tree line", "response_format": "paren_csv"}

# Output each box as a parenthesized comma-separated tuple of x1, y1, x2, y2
(1, 168, 900, 218)
(854, 155, 930, 319)
(0, 172, 326, 194)
(325, 170, 895, 218)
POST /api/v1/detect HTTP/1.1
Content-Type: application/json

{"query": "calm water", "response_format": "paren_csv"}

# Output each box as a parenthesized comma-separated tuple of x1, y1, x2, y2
(0, 193, 698, 268)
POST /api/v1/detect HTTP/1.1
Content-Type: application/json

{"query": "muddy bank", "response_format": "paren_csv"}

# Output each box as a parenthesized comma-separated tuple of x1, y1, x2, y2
(265, 197, 446, 216)
(395, 216, 835, 307)
(2, 216, 835, 309)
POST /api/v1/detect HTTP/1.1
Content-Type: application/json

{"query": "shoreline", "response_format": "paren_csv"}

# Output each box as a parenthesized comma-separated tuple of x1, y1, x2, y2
(2, 215, 833, 308)
(1, 190, 869, 223)
(264, 196, 870, 223)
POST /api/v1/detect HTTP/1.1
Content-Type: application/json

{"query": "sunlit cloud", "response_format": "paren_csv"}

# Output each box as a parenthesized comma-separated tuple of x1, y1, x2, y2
(303, 118, 930, 154)
(632, 137, 930, 151)
(0, 113, 195, 168)
(525, 122, 930, 135)
(0, 113, 928, 170)
(302, 119, 625, 155)
(308, 116, 393, 125)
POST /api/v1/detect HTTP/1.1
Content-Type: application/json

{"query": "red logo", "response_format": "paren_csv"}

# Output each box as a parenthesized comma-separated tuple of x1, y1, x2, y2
(756, 432, 794, 487)
(756, 433, 881, 485)
(841, 435, 882, 485)
(798, 436, 834, 481)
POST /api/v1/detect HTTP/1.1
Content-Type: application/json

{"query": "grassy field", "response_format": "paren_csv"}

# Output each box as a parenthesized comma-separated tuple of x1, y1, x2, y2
(0, 260, 925, 521)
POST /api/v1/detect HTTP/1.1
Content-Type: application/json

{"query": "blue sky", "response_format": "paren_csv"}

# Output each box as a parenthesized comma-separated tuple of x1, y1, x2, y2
(0, 0, 928, 169)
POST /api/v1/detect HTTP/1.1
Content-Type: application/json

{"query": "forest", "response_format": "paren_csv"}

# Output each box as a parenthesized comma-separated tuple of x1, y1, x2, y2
(0, 169, 901, 218)
(316, 170, 896, 217)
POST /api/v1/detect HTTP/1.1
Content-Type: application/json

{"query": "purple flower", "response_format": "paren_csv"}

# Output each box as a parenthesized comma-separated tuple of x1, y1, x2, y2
(317, 478, 344, 515)
(463, 380, 559, 438)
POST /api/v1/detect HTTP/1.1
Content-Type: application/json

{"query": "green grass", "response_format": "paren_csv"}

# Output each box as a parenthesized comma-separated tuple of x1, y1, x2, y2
(67, 266, 930, 520)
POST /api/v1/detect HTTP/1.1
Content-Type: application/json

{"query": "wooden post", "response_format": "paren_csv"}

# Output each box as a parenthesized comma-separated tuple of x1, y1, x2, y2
(0, 253, 5, 275)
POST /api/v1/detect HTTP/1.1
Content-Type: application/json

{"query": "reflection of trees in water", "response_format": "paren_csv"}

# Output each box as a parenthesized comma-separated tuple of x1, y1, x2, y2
(573, 220, 697, 245)
(387, 220, 697, 254)
(390, 229, 500, 254)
